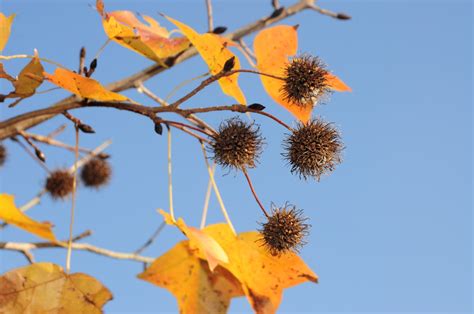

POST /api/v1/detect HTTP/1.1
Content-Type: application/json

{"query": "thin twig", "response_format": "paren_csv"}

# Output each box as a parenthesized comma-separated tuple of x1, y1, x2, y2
(167, 126, 176, 222)
(0, 240, 154, 264)
(170, 69, 284, 109)
(199, 141, 236, 235)
(25, 132, 97, 154)
(79, 47, 86, 75)
(307, 3, 351, 20)
(242, 168, 269, 217)
(47, 124, 67, 138)
(11, 136, 50, 173)
(66, 126, 79, 273)
(0, 54, 68, 69)
(205, 0, 214, 32)
(200, 163, 216, 229)
(133, 221, 166, 255)
(165, 72, 209, 102)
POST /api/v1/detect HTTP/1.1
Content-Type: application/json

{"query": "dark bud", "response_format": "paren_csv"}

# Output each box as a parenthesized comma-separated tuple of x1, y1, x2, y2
(0, 143, 7, 167)
(283, 119, 343, 181)
(248, 103, 266, 111)
(34, 148, 46, 163)
(164, 56, 177, 67)
(336, 13, 351, 20)
(259, 204, 310, 255)
(80, 47, 86, 59)
(212, 26, 227, 34)
(97, 152, 110, 159)
(281, 54, 330, 107)
(269, 7, 285, 19)
(89, 58, 98, 71)
(154, 122, 163, 135)
(81, 157, 112, 188)
(210, 117, 264, 170)
(222, 56, 235, 72)
(78, 123, 95, 134)
(45, 169, 74, 199)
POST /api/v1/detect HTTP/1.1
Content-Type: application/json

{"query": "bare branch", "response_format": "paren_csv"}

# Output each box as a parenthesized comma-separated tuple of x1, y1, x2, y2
(205, 0, 214, 32)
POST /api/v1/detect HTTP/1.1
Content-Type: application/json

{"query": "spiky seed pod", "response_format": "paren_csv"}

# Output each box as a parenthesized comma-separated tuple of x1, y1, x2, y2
(210, 117, 263, 170)
(281, 55, 330, 107)
(45, 169, 74, 199)
(81, 157, 112, 188)
(283, 119, 343, 180)
(259, 204, 310, 256)
(0, 143, 6, 167)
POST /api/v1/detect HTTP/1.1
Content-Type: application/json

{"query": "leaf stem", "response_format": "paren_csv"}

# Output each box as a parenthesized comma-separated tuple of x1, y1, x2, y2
(66, 126, 80, 273)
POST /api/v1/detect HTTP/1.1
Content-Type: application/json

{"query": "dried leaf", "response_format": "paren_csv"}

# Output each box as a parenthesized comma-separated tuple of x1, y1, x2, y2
(204, 223, 318, 314)
(44, 68, 128, 101)
(254, 25, 350, 123)
(0, 263, 112, 313)
(138, 241, 243, 314)
(159, 210, 229, 271)
(97, 0, 190, 62)
(165, 15, 246, 104)
(0, 194, 56, 241)
(0, 63, 15, 82)
(0, 13, 15, 52)
(0, 51, 44, 106)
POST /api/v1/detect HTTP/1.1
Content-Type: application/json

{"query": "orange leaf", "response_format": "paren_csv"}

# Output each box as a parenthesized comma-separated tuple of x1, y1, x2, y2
(97, 1, 190, 62)
(165, 15, 246, 104)
(159, 210, 229, 271)
(0, 13, 15, 52)
(0, 263, 112, 313)
(44, 68, 128, 101)
(0, 194, 56, 241)
(0, 51, 44, 106)
(324, 73, 352, 92)
(203, 223, 318, 314)
(254, 25, 350, 123)
(138, 241, 243, 314)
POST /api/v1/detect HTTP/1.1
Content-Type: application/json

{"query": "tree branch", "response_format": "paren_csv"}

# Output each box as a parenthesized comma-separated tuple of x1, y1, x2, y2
(0, 0, 316, 140)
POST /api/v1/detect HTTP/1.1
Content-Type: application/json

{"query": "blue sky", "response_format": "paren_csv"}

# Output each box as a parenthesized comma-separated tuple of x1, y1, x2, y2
(0, 0, 472, 313)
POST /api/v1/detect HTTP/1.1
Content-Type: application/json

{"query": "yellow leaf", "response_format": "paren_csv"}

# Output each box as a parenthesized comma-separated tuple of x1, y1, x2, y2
(165, 15, 246, 104)
(0, 263, 112, 313)
(0, 194, 56, 241)
(0, 13, 15, 52)
(0, 51, 44, 106)
(159, 210, 229, 271)
(254, 25, 350, 123)
(97, 1, 190, 62)
(138, 241, 243, 314)
(204, 223, 318, 314)
(44, 68, 128, 101)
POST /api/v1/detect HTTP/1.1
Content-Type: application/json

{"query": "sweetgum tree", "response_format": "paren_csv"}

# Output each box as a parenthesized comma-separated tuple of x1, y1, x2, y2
(0, 1, 351, 312)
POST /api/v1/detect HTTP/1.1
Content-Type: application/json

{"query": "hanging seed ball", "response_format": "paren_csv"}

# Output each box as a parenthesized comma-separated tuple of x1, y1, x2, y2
(45, 169, 74, 199)
(259, 204, 310, 256)
(210, 117, 263, 170)
(281, 55, 330, 107)
(80, 157, 112, 188)
(284, 119, 343, 181)
(0, 143, 6, 167)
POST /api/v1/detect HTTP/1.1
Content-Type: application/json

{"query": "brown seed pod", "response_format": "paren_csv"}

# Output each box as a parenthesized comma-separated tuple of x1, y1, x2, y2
(283, 119, 343, 180)
(259, 204, 310, 256)
(210, 117, 263, 170)
(45, 169, 74, 199)
(281, 55, 330, 107)
(0, 143, 6, 167)
(80, 157, 112, 188)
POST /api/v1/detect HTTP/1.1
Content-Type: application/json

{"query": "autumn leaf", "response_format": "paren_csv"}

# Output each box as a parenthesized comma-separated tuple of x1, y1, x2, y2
(0, 194, 56, 241)
(44, 68, 128, 101)
(254, 25, 350, 123)
(138, 241, 243, 314)
(97, 0, 190, 63)
(165, 15, 246, 104)
(0, 263, 112, 313)
(159, 209, 229, 271)
(204, 223, 318, 314)
(0, 50, 44, 107)
(0, 13, 15, 52)
(0, 63, 15, 82)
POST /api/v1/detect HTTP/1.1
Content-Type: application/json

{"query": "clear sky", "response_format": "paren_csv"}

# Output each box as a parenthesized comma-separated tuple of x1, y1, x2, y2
(0, 0, 472, 313)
